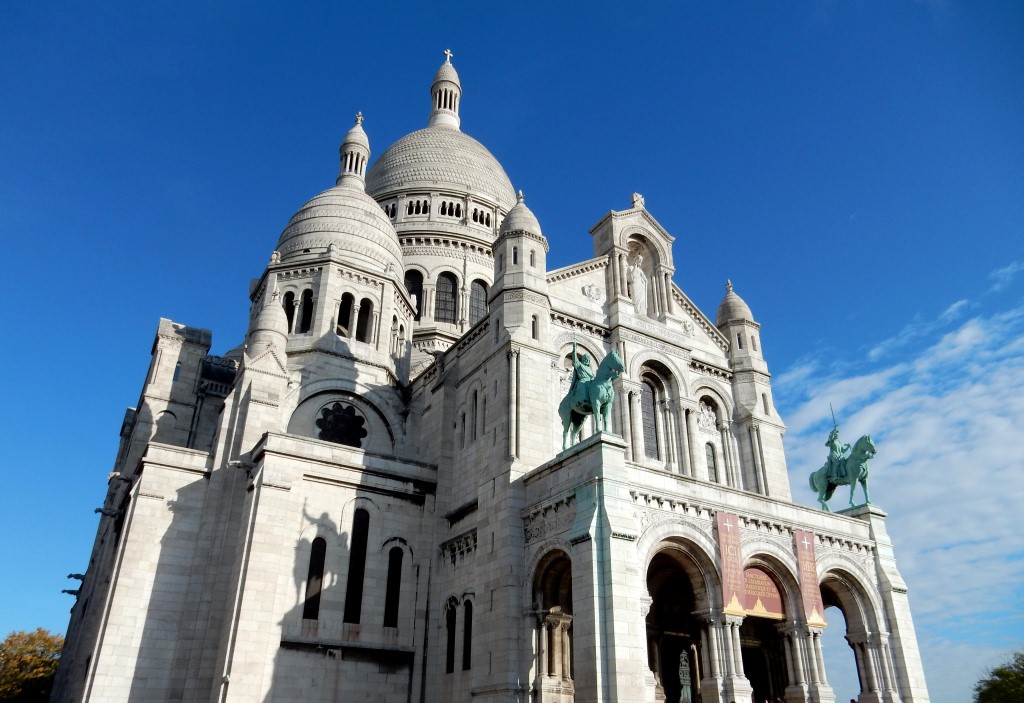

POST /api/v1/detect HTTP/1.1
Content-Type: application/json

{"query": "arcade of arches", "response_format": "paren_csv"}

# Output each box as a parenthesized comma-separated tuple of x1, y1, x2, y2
(529, 541, 900, 703)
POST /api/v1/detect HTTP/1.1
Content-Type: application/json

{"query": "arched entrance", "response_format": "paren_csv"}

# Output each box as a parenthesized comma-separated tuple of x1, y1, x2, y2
(532, 551, 574, 702)
(820, 570, 895, 703)
(646, 551, 703, 703)
(738, 566, 788, 702)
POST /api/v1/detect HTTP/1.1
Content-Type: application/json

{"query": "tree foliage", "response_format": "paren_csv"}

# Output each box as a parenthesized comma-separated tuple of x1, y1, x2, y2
(974, 651, 1024, 703)
(0, 629, 63, 702)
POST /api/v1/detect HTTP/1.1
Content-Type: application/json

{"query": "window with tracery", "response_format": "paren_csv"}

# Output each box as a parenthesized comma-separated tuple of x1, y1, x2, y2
(469, 280, 487, 325)
(435, 273, 458, 323)
(641, 379, 660, 459)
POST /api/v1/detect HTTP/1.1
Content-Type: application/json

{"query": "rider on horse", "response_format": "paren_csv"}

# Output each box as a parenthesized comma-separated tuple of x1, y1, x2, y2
(825, 425, 850, 481)
(568, 339, 595, 407)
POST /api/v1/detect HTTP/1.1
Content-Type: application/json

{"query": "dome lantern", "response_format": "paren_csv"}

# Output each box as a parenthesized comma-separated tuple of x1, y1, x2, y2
(428, 49, 462, 130)
(337, 112, 370, 187)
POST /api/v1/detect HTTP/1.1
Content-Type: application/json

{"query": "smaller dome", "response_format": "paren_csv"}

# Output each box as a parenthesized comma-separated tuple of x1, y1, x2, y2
(716, 280, 755, 326)
(433, 60, 461, 88)
(499, 191, 542, 237)
(277, 186, 403, 272)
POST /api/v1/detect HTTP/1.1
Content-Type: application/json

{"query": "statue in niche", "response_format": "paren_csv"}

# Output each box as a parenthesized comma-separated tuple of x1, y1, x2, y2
(316, 402, 368, 448)
(629, 254, 649, 316)
(678, 651, 692, 703)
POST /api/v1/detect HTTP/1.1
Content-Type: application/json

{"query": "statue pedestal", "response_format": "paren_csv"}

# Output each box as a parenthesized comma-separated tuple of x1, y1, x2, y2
(839, 504, 887, 520)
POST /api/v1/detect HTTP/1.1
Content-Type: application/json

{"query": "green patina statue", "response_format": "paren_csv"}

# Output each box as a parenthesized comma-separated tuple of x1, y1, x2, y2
(558, 340, 624, 450)
(809, 419, 877, 511)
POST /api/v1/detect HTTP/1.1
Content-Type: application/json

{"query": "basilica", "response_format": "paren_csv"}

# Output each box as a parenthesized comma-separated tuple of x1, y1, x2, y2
(53, 55, 930, 703)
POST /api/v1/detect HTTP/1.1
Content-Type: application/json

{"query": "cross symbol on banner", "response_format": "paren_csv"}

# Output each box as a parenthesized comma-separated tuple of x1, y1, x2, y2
(802, 536, 811, 549)
(724, 519, 734, 532)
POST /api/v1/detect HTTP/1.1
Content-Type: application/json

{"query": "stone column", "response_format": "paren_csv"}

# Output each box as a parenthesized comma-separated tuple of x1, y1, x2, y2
(508, 349, 519, 459)
(628, 388, 645, 463)
(289, 300, 299, 334)
(536, 616, 547, 678)
(718, 422, 734, 487)
(619, 253, 628, 297)
(748, 425, 764, 494)
(683, 406, 698, 478)
(721, 614, 753, 703)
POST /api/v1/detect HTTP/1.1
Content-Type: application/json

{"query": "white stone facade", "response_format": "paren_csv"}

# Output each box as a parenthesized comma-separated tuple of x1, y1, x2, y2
(53, 56, 929, 703)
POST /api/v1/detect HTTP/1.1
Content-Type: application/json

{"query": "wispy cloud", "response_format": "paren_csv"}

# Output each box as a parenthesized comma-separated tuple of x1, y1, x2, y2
(988, 261, 1024, 293)
(778, 300, 1024, 703)
(866, 298, 971, 362)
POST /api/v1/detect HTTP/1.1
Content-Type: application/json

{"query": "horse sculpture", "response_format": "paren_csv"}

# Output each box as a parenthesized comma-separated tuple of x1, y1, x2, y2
(808, 434, 877, 511)
(558, 350, 625, 450)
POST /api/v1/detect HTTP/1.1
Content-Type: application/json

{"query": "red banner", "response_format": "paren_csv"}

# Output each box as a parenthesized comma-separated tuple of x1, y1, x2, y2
(716, 512, 745, 616)
(742, 567, 785, 619)
(794, 529, 827, 627)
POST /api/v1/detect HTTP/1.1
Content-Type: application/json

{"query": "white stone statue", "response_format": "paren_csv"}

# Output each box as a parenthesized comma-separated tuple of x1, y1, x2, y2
(629, 254, 648, 316)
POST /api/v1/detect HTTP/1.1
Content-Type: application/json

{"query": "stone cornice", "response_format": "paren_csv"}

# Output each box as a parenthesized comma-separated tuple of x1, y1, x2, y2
(546, 256, 608, 284)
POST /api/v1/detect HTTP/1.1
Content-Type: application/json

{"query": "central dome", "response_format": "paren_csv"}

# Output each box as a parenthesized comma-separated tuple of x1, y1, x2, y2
(365, 126, 517, 211)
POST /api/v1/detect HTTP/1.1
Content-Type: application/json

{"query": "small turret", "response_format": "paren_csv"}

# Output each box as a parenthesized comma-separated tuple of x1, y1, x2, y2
(337, 113, 370, 187)
(247, 288, 289, 355)
(492, 191, 548, 297)
(428, 49, 462, 130)
(716, 280, 764, 370)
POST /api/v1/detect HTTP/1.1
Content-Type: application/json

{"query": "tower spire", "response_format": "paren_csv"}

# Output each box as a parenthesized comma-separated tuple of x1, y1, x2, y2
(428, 50, 462, 130)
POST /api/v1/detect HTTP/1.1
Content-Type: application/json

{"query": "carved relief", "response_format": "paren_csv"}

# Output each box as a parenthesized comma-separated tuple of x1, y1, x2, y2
(523, 497, 576, 544)
(581, 283, 602, 302)
(696, 401, 718, 435)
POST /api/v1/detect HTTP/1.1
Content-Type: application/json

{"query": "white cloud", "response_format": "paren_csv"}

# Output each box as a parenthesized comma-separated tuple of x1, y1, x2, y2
(779, 301, 1024, 703)
(988, 261, 1023, 293)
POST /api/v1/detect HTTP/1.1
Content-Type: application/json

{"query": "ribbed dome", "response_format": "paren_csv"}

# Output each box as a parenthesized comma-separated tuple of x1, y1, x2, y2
(366, 127, 517, 211)
(499, 191, 542, 237)
(716, 280, 755, 326)
(277, 185, 403, 272)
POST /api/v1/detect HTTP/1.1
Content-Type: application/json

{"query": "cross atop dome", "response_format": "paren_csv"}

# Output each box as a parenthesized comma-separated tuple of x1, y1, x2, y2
(355, 111, 363, 125)
(444, 48, 453, 63)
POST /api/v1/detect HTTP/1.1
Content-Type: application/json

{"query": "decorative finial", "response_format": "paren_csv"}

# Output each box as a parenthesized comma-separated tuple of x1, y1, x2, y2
(355, 111, 363, 125)
(444, 48, 453, 63)
(631, 192, 645, 209)
(726, 279, 733, 292)
(517, 190, 524, 203)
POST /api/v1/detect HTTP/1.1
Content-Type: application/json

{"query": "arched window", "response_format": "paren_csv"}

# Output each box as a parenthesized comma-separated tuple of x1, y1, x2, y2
(471, 390, 479, 442)
(462, 601, 473, 670)
(435, 273, 458, 324)
(512, 246, 518, 265)
(445, 600, 457, 674)
(343, 509, 369, 624)
(441, 201, 448, 216)
(530, 250, 536, 267)
(531, 315, 538, 339)
(283, 291, 296, 331)
(736, 333, 743, 349)
(752, 335, 759, 352)
(338, 293, 354, 337)
(762, 393, 770, 415)
(298, 289, 314, 333)
(303, 537, 326, 620)
(404, 270, 423, 321)
(454, 203, 461, 218)
(641, 379, 660, 459)
(469, 280, 488, 325)
(355, 298, 372, 342)
(705, 443, 719, 483)
(383, 547, 403, 628)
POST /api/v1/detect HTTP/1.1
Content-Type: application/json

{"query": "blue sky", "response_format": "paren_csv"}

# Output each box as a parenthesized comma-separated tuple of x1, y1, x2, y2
(0, 2, 1021, 702)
